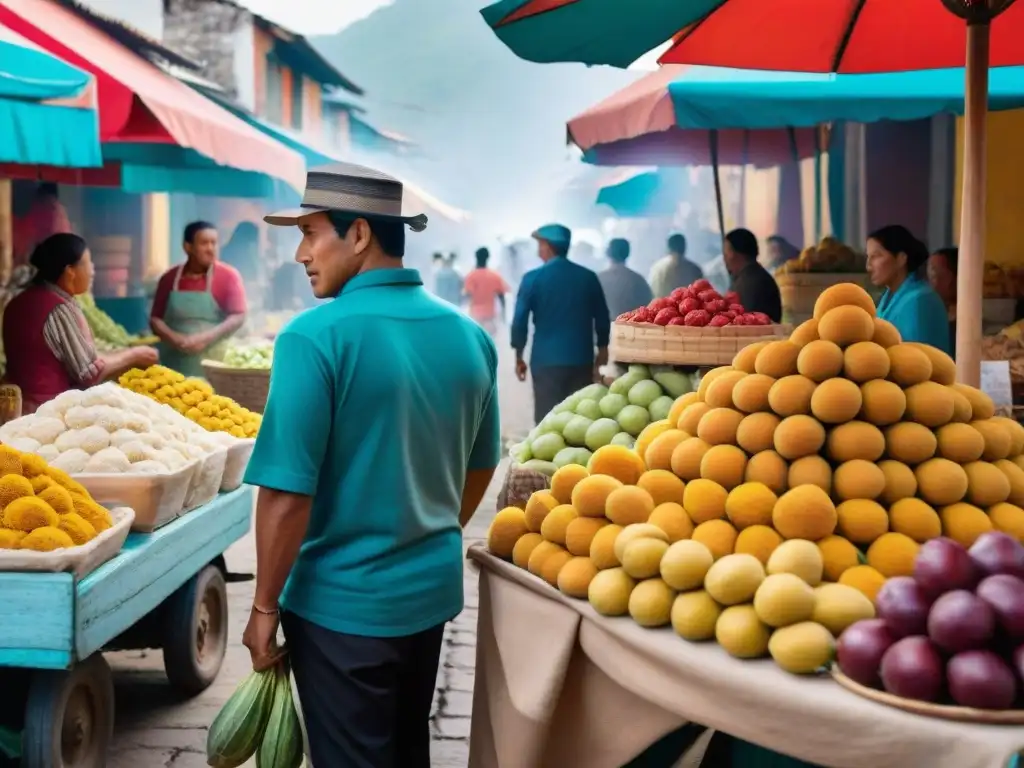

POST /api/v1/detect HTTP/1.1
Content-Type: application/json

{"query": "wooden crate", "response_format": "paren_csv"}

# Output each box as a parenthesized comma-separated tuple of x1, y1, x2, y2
(611, 322, 793, 366)
(776, 272, 878, 325)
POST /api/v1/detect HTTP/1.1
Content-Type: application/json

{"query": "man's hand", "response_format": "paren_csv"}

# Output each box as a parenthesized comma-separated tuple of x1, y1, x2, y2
(594, 347, 609, 382)
(515, 358, 528, 382)
(179, 334, 209, 355)
(242, 608, 286, 672)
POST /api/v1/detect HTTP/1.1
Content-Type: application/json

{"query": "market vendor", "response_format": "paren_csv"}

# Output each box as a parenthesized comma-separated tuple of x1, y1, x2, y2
(150, 221, 247, 377)
(867, 225, 951, 354)
(723, 228, 782, 322)
(927, 246, 958, 353)
(3, 234, 158, 413)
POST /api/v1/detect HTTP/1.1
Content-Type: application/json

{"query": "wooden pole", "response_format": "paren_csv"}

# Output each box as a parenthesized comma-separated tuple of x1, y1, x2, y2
(955, 21, 989, 387)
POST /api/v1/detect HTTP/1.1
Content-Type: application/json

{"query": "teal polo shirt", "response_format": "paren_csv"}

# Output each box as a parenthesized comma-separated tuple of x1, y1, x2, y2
(244, 268, 501, 638)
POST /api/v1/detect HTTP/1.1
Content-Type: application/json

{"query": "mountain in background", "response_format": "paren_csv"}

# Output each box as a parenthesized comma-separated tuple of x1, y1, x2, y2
(313, 0, 637, 239)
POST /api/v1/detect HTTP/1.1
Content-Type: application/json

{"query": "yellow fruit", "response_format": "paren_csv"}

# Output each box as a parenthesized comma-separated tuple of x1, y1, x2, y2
(570, 475, 623, 518)
(773, 485, 837, 541)
(789, 318, 820, 347)
(952, 383, 996, 420)
(810, 378, 863, 424)
(670, 437, 711, 481)
(963, 461, 1011, 507)
(754, 573, 816, 628)
(725, 482, 776, 530)
(636, 469, 686, 506)
(787, 455, 832, 494)
(539, 549, 573, 587)
(995, 459, 1024, 507)
(697, 366, 735, 401)
(889, 498, 941, 543)
(668, 392, 700, 426)
(734, 525, 783, 565)
(20, 526, 75, 552)
(736, 412, 780, 455)
(565, 517, 608, 556)
(700, 445, 747, 490)
(589, 445, 645, 485)
(836, 499, 889, 545)
(704, 553, 766, 605)
(540, 504, 579, 546)
(988, 502, 1024, 543)
(525, 490, 560, 531)
(827, 421, 885, 463)
(839, 565, 887, 603)
(915, 458, 969, 506)
(887, 344, 933, 387)
(622, 538, 670, 579)
(549, 464, 590, 504)
(0, 474, 33, 510)
(796, 340, 844, 383)
(745, 450, 788, 494)
(57, 513, 96, 546)
(19, 453, 48, 479)
(557, 557, 598, 598)
(0, 529, 25, 548)
(527, 541, 564, 577)
(2, 497, 59, 532)
(628, 578, 675, 627)
(833, 459, 886, 501)
(843, 341, 891, 383)
(716, 605, 771, 659)
(588, 568, 636, 616)
(885, 422, 937, 465)
(678, 402, 712, 436)
(682, 478, 727, 523)
(754, 340, 801, 379)
(817, 535, 861, 581)
(512, 532, 545, 570)
(904, 382, 955, 428)
(904, 342, 956, 385)
(644, 430, 690, 472)
(995, 417, 1024, 457)
(613, 523, 670, 563)
(660, 539, 715, 590)
(818, 305, 875, 347)
(768, 375, 817, 417)
(767, 539, 824, 586)
(950, 390, 973, 423)
(696, 408, 744, 447)
(604, 485, 655, 526)
(773, 415, 826, 460)
(812, 583, 877, 636)
(647, 502, 694, 542)
(859, 379, 907, 426)
(0, 446, 23, 476)
(878, 460, 918, 505)
(732, 373, 776, 414)
(36, 484, 73, 516)
(589, 524, 625, 569)
(872, 317, 902, 348)
(813, 282, 877, 320)
(671, 591, 723, 641)
(733, 341, 770, 373)
(973, 419, 1013, 461)
(691, 519, 738, 560)
(487, 507, 530, 559)
(704, 370, 748, 409)
(866, 532, 920, 578)
(769, 622, 836, 674)
(935, 423, 985, 464)
(635, 420, 675, 462)
(940, 502, 993, 548)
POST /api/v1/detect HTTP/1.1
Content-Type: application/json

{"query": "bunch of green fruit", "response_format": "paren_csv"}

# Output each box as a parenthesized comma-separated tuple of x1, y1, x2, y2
(223, 341, 274, 370)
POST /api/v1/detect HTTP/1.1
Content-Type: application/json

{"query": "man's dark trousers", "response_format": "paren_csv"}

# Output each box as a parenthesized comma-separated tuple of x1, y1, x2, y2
(530, 364, 594, 425)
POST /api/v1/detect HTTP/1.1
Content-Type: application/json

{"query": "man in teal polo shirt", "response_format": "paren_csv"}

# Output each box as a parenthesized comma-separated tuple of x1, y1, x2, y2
(241, 163, 500, 768)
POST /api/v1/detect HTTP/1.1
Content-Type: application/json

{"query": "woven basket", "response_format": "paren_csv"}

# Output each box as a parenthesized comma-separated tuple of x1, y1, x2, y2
(775, 272, 878, 325)
(200, 360, 270, 413)
(611, 322, 792, 366)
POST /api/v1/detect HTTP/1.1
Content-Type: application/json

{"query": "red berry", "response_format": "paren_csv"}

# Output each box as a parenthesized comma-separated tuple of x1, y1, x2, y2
(683, 309, 711, 327)
(680, 297, 701, 313)
(654, 308, 678, 325)
(692, 279, 713, 293)
(708, 314, 731, 327)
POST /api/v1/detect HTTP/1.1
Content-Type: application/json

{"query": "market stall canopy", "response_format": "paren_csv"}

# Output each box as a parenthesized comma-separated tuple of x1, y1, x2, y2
(0, 0, 305, 193)
(569, 65, 818, 168)
(595, 167, 687, 217)
(0, 20, 100, 167)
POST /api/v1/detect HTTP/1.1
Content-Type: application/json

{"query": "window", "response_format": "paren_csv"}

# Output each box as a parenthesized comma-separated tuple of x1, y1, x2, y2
(265, 53, 283, 125)
(291, 74, 304, 131)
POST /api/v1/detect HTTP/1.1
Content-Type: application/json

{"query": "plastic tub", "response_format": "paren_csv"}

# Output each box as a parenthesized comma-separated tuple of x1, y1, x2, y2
(183, 446, 228, 512)
(0, 507, 134, 578)
(74, 462, 197, 533)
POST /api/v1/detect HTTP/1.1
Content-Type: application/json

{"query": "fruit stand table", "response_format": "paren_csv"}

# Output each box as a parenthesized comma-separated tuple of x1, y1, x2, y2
(0, 485, 253, 767)
(466, 545, 1024, 768)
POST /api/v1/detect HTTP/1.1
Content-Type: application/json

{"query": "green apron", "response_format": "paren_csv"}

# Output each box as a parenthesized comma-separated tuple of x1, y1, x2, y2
(159, 265, 233, 378)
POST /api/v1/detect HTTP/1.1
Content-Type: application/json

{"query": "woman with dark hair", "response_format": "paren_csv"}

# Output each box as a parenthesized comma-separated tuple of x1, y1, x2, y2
(765, 234, 800, 270)
(2, 233, 158, 412)
(866, 225, 952, 354)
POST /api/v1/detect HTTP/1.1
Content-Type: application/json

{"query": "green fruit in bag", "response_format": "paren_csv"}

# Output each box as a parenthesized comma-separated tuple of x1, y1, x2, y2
(256, 666, 304, 768)
(206, 668, 277, 767)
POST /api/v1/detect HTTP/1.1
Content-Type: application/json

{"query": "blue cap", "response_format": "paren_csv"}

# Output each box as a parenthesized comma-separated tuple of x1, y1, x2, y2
(532, 223, 572, 253)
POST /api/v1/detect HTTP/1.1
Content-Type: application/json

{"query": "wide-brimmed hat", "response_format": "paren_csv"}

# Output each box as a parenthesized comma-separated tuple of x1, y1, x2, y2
(264, 162, 428, 231)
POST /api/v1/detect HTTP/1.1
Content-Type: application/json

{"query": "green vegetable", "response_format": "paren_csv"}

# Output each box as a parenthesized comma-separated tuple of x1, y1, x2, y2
(206, 669, 278, 768)
(75, 293, 147, 349)
(223, 341, 274, 370)
(256, 666, 304, 768)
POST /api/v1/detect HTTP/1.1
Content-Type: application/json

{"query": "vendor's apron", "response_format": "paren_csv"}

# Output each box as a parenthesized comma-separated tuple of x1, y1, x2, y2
(159, 266, 232, 378)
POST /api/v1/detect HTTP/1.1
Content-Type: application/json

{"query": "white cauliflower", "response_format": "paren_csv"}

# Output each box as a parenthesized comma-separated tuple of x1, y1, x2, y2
(128, 460, 170, 474)
(109, 429, 140, 448)
(26, 416, 67, 445)
(77, 426, 111, 454)
(36, 444, 60, 462)
(176, 444, 209, 461)
(5, 437, 41, 453)
(119, 440, 154, 463)
(64, 406, 96, 430)
(49, 448, 90, 474)
(90, 406, 126, 433)
(81, 384, 128, 409)
(83, 447, 131, 473)
(134, 432, 166, 450)
(0, 420, 28, 442)
(122, 411, 152, 433)
(153, 449, 188, 471)
(37, 389, 83, 419)
(54, 429, 85, 453)
(189, 434, 223, 452)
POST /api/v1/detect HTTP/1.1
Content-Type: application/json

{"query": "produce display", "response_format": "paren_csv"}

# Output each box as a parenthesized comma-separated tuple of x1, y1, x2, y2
(509, 365, 695, 475)
(119, 365, 261, 438)
(488, 281, 1024, 677)
(774, 236, 865, 275)
(838, 533, 1024, 711)
(981, 319, 1024, 385)
(0, 383, 235, 475)
(0, 443, 114, 551)
(615, 278, 773, 327)
(76, 293, 158, 350)
(222, 340, 274, 370)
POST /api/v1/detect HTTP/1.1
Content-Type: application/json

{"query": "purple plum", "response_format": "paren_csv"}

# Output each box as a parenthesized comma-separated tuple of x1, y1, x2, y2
(876, 576, 932, 638)
(880, 636, 945, 702)
(927, 590, 996, 654)
(913, 537, 978, 597)
(947, 650, 1018, 710)
(836, 619, 897, 689)
(968, 532, 1024, 579)
(976, 574, 1024, 642)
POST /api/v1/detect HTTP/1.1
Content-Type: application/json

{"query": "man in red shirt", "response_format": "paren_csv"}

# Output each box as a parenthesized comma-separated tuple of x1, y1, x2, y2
(150, 221, 247, 377)
(463, 247, 509, 337)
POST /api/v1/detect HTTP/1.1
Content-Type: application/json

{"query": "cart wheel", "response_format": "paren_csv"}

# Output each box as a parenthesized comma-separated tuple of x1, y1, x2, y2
(21, 654, 114, 768)
(163, 563, 228, 697)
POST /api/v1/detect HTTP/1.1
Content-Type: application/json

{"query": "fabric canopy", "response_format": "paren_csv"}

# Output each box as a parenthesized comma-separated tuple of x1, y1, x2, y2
(595, 167, 686, 217)
(0, 20, 101, 167)
(0, 0, 305, 191)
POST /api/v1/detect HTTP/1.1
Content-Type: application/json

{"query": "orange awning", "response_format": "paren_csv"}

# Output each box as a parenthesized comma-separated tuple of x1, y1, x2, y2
(0, 0, 305, 190)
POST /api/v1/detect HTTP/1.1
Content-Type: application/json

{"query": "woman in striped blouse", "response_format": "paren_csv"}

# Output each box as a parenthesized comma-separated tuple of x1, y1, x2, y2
(2, 234, 158, 413)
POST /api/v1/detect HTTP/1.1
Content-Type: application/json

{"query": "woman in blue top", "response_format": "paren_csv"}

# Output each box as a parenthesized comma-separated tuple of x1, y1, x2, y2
(866, 225, 953, 355)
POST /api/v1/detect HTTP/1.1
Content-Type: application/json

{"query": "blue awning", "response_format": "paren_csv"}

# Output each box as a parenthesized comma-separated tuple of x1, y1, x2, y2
(0, 24, 101, 167)
(596, 168, 685, 217)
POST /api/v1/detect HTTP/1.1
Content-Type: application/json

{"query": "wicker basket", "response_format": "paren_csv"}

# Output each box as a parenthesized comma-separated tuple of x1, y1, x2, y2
(776, 272, 878, 325)
(200, 360, 270, 413)
(611, 321, 792, 366)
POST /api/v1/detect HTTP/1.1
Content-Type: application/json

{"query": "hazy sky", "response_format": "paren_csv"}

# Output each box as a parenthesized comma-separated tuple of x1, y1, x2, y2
(236, 0, 393, 35)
